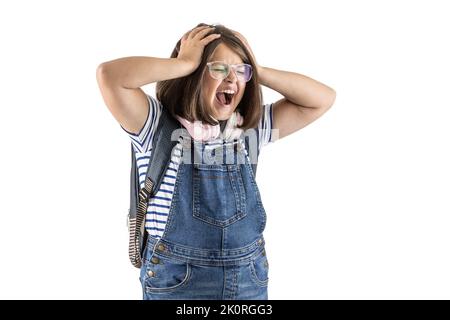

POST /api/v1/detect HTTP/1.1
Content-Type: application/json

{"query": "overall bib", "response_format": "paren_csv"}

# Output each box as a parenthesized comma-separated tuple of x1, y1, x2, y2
(139, 138, 269, 300)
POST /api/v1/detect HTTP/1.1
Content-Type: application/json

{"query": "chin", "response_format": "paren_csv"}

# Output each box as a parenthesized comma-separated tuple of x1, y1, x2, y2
(213, 109, 236, 121)
(210, 101, 239, 121)
(214, 112, 233, 121)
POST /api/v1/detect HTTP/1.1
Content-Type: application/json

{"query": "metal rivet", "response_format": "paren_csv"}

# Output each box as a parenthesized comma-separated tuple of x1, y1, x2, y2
(257, 238, 263, 245)
(156, 244, 166, 252)
(147, 270, 155, 277)
(264, 261, 269, 268)
(150, 256, 160, 264)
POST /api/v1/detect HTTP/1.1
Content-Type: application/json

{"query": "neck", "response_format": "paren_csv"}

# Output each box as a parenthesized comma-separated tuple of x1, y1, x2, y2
(219, 120, 227, 132)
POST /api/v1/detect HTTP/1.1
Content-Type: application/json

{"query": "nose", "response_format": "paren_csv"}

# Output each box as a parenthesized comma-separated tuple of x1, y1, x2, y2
(225, 68, 238, 83)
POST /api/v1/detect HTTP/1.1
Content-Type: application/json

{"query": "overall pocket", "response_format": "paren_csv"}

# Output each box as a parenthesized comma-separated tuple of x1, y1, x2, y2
(249, 249, 269, 287)
(141, 253, 191, 293)
(193, 164, 247, 227)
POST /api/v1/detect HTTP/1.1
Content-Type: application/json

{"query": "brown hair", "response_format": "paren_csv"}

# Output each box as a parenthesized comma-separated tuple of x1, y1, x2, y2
(156, 23, 263, 130)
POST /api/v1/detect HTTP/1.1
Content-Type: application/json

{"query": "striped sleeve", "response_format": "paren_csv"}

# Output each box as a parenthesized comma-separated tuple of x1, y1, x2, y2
(257, 103, 274, 150)
(121, 94, 162, 153)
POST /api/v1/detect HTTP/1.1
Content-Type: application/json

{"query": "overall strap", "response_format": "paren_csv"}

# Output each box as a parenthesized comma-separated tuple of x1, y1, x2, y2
(242, 127, 260, 176)
(128, 107, 180, 268)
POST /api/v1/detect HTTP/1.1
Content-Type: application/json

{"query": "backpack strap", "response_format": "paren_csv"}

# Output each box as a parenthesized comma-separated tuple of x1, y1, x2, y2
(128, 107, 180, 268)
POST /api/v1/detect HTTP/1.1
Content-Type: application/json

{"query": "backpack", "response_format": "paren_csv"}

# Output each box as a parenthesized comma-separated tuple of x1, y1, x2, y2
(127, 107, 260, 268)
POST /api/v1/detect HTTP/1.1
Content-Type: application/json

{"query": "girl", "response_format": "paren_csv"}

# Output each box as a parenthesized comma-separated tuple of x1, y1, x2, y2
(96, 23, 336, 300)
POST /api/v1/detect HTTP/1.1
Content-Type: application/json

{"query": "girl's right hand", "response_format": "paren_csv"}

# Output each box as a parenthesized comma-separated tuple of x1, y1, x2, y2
(177, 26, 221, 72)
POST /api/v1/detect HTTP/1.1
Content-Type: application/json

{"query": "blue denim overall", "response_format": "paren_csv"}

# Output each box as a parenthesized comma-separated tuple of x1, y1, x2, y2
(139, 138, 269, 300)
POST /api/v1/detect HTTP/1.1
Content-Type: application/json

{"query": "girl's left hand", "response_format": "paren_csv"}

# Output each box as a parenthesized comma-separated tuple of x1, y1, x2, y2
(230, 29, 262, 74)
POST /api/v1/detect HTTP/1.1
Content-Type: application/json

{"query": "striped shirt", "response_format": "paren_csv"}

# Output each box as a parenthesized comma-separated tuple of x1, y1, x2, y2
(122, 94, 274, 239)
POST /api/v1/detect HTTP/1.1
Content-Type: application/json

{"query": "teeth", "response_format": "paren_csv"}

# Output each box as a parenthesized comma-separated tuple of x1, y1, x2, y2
(218, 89, 235, 94)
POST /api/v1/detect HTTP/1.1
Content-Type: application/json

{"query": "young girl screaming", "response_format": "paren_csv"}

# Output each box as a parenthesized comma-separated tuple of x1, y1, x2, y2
(97, 23, 336, 300)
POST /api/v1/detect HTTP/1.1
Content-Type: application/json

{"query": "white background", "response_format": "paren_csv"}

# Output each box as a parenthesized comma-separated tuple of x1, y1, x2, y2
(1, 0, 449, 299)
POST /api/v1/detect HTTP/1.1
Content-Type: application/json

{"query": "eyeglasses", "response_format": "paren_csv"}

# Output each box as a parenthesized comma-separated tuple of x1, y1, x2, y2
(206, 61, 253, 82)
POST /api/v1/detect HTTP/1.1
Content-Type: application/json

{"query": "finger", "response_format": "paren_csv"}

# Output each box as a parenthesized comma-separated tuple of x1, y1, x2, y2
(197, 27, 217, 40)
(189, 26, 213, 39)
(184, 26, 206, 40)
(193, 26, 216, 40)
(200, 33, 221, 45)
(181, 31, 190, 42)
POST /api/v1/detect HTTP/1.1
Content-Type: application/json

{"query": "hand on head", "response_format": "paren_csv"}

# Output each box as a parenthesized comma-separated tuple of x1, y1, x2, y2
(177, 25, 221, 70)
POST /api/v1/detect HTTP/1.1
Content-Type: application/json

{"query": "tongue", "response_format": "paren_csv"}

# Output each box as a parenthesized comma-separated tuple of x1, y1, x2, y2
(217, 92, 228, 105)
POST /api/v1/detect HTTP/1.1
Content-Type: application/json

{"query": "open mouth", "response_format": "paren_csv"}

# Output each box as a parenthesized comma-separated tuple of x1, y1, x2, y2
(215, 91, 235, 106)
